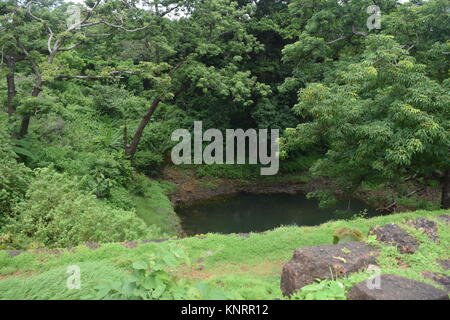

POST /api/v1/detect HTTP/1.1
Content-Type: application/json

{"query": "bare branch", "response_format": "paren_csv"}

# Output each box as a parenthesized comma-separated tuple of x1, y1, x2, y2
(58, 75, 125, 80)
(59, 42, 82, 51)
(57, 70, 141, 80)
(327, 35, 347, 45)
(100, 20, 150, 32)
(352, 25, 368, 37)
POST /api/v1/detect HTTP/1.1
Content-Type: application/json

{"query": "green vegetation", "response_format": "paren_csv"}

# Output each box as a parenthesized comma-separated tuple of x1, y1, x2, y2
(0, 0, 448, 300)
(0, 209, 448, 300)
(131, 177, 180, 236)
(3, 168, 150, 249)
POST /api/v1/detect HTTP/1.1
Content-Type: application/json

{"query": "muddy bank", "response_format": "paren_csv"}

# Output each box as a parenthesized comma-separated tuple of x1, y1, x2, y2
(163, 168, 328, 207)
(162, 167, 441, 213)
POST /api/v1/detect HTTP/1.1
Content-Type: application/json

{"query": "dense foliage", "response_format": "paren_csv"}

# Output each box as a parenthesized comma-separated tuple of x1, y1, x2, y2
(0, 0, 449, 253)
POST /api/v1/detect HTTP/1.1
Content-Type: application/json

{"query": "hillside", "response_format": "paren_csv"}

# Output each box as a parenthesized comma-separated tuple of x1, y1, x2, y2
(0, 209, 448, 300)
(0, 0, 449, 302)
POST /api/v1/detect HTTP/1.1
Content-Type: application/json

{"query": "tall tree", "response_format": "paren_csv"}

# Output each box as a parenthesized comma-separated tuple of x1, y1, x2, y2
(281, 35, 450, 209)
(2, 0, 150, 137)
(122, 0, 271, 156)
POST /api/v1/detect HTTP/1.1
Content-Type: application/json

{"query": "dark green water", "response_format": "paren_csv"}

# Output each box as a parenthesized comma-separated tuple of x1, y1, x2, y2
(177, 193, 378, 236)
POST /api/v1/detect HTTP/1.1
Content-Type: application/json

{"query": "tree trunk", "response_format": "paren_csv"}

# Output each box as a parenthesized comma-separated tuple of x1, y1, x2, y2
(124, 78, 186, 157)
(441, 169, 450, 209)
(5, 55, 17, 116)
(125, 96, 162, 157)
(19, 79, 43, 137)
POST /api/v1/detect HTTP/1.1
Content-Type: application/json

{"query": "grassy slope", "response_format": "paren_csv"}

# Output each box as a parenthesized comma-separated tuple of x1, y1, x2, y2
(132, 179, 181, 237)
(0, 209, 448, 300)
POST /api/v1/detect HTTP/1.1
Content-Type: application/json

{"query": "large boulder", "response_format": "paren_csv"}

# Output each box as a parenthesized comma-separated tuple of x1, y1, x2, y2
(348, 274, 449, 300)
(422, 271, 450, 293)
(281, 242, 378, 296)
(369, 224, 418, 254)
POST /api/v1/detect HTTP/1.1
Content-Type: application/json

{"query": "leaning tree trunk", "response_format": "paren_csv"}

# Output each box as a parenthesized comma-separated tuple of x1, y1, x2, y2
(124, 61, 186, 156)
(125, 96, 162, 157)
(441, 169, 450, 209)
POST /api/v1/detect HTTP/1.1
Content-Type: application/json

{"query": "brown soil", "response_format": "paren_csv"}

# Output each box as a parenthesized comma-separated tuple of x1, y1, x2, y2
(177, 260, 286, 281)
(162, 167, 441, 213)
(0, 271, 37, 280)
(163, 167, 310, 207)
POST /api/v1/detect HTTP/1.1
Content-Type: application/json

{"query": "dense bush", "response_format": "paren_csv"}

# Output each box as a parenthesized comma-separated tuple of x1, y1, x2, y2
(3, 168, 150, 249)
(0, 114, 33, 219)
(132, 151, 165, 176)
(130, 105, 190, 175)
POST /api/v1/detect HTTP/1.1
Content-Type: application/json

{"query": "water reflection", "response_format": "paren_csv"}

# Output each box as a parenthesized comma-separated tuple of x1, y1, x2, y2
(177, 193, 377, 236)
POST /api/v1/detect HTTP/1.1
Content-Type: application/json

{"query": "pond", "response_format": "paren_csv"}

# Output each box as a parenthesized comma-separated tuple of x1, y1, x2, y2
(177, 193, 378, 236)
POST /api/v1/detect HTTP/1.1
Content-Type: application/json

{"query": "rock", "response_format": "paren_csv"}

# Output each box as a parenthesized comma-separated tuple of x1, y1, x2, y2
(436, 215, 450, 224)
(348, 274, 449, 300)
(33, 248, 64, 255)
(6, 250, 23, 257)
(406, 218, 438, 242)
(140, 239, 169, 244)
(121, 241, 138, 248)
(237, 233, 250, 238)
(438, 259, 450, 271)
(333, 228, 363, 244)
(83, 242, 101, 250)
(422, 271, 450, 293)
(369, 224, 418, 254)
(280, 242, 378, 296)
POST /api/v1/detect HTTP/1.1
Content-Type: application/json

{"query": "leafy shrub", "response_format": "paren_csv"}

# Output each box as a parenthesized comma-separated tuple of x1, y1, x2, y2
(81, 151, 132, 199)
(396, 196, 440, 211)
(0, 233, 17, 250)
(96, 243, 190, 300)
(34, 143, 133, 200)
(0, 114, 33, 220)
(4, 168, 149, 248)
(131, 110, 189, 175)
(107, 186, 134, 210)
(0, 156, 33, 220)
(96, 243, 235, 300)
(91, 85, 133, 117)
(291, 280, 346, 300)
(128, 174, 150, 196)
(306, 190, 338, 209)
(132, 151, 164, 176)
(278, 154, 318, 174)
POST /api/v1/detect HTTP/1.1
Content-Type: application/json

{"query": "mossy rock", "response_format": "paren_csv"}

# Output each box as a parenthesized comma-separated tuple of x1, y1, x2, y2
(333, 228, 363, 244)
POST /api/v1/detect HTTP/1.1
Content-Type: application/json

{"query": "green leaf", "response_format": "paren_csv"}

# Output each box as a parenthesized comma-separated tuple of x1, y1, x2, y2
(132, 260, 149, 270)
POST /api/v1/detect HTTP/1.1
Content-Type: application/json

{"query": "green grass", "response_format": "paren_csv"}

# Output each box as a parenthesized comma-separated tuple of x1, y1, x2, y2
(132, 179, 180, 237)
(0, 262, 124, 300)
(0, 209, 448, 300)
